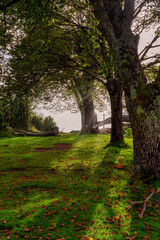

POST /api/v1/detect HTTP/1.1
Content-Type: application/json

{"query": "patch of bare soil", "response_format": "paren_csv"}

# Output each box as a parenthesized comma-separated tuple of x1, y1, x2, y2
(34, 148, 56, 152)
(73, 168, 85, 172)
(34, 143, 72, 152)
(4, 168, 25, 172)
(48, 168, 58, 174)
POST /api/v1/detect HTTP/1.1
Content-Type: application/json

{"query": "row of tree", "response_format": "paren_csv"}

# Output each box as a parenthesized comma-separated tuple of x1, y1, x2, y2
(31, 114, 56, 132)
(0, 92, 56, 131)
(0, 0, 160, 181)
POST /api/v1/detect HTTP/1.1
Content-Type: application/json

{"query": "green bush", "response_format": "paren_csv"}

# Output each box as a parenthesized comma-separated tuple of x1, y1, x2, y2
(31, 114, 44, 131)
(43, 116, 56, 131)
(0, 127, 13, 138)
(31, 114, 56, 131)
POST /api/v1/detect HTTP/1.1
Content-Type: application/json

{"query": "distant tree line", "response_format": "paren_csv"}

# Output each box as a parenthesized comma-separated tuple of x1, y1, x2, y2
(31, 114, 56, 132)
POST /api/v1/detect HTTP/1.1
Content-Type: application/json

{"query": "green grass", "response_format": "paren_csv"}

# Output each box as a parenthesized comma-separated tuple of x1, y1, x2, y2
(0, 133, 159, 240)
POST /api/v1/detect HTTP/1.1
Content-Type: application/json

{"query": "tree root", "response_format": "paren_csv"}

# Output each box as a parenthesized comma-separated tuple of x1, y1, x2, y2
(126, 188, 160, 218)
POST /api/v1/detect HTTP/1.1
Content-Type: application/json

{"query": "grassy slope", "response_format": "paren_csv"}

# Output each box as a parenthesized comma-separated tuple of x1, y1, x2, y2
(0, 133, 159, 240)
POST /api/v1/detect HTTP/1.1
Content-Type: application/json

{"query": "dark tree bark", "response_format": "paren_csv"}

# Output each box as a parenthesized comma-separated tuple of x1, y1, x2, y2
(107, 82, 123, 143)
(96, 30, 124, 142)
(124, 64, 160, 179)
(89, 0, 160, 179)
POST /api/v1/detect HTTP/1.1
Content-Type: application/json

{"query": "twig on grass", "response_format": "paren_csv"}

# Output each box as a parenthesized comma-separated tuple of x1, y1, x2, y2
(126, 188, 160, 218)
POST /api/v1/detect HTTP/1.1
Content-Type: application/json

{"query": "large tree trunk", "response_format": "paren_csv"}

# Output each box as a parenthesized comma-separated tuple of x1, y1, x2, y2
(122, 46, 160, 179)
(80, 107, 85, 133)
(72, 75, 98, 134)
(121, 31, 160, 179)
(132, 112, 160, 180)
(110, 91, 123, 142)
(107, 82, 124, 143)
(89, 0, 160, 180)
(125, 80, 160, 180)
(80, 95, 98, 134)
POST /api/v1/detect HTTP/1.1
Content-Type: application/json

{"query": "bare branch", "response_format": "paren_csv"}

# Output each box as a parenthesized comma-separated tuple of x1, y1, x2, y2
(126, 188, 160, 218)
(141, 54, 160, 62)
(146, 59, 160, 68)
(83, 68, 107, 86)
(148, 44, 160, 49)
(139, 33, 160, 61)
(133, 0, 147, 19)
(124, 0, 135, 27)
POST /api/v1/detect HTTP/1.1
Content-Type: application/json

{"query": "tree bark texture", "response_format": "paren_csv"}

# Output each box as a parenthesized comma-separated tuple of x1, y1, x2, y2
(107, 82, 124, 143)
(125, 78, 160, 179)
(72, 76, 98, 134)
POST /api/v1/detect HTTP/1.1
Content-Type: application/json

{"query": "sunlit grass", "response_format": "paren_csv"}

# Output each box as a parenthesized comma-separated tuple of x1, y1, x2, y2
(0, 134, 159, 240)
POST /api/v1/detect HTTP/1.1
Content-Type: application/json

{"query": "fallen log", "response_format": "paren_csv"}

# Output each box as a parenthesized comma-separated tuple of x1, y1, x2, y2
(122, 122, 131, 127)
(11, 127, 59, 136)
(93, 115, 130, 129)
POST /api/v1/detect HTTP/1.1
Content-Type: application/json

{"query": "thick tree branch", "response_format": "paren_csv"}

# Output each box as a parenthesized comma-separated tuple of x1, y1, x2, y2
(124, 0, 135, 27)
(89, 0, 119, 52)
(82, 69, 107, 86)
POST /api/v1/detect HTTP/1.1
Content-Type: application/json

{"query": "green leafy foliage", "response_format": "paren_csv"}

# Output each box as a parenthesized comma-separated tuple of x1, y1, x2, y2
(31, 114, 56, 131)
(0, 95, 10, 131)
(31, 114, 44, 131)
(43, 116, 56, 131)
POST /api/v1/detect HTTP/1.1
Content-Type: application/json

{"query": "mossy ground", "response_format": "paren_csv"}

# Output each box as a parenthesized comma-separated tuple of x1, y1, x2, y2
(0, 133, 159, 240)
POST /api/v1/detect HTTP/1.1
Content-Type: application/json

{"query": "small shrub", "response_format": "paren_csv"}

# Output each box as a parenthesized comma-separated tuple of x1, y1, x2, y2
(0, 127, 13, 138)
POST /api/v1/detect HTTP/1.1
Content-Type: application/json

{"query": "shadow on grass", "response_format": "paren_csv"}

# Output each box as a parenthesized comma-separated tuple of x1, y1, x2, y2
(2, 135, 156, 240)
(103, 141, 130, 149)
